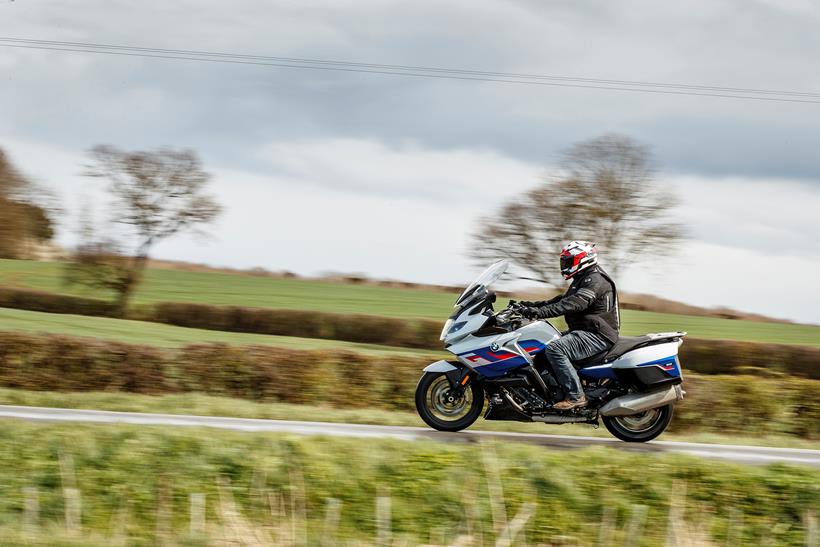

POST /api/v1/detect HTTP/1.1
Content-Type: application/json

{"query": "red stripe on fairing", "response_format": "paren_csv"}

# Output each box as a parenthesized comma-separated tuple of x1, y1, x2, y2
(466, 355, 482, 362)
(658, 363, 676, 371)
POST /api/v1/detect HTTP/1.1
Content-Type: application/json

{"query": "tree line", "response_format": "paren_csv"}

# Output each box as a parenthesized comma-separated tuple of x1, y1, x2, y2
(0, 150, 55, 259)
(2, 133, 684, 315)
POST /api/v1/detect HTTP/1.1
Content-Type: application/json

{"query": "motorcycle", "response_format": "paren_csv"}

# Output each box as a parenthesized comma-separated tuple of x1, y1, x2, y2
(415, 260, 685, 442)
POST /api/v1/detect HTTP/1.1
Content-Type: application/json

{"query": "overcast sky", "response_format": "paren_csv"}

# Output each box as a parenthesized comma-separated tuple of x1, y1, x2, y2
(1, 0, 819, 323)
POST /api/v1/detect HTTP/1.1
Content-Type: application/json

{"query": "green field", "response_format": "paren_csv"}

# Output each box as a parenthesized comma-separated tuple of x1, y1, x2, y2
(0, 420, 815, 546)
(2, 259, 819, 346)
(0, 307, 443, 357)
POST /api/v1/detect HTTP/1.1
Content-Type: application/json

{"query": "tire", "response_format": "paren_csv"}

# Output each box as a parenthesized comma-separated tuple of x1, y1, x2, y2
(602, 403, 674, 443)
(415, 372, 484, 432)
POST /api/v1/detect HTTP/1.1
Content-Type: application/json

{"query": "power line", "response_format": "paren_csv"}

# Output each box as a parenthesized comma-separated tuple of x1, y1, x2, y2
(2, 36, 819, 104)
(6, 36, 820, 99)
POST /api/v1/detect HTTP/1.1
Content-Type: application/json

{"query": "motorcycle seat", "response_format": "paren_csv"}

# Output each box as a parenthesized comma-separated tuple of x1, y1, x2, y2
(572, 335, 655, 367)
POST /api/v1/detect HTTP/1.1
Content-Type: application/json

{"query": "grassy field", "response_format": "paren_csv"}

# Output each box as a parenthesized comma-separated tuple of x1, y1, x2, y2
(2, 259, 819, 347)
(0, 420, 815, 546)
(0, 307, 444, 357)
(1, 387, 818, 449)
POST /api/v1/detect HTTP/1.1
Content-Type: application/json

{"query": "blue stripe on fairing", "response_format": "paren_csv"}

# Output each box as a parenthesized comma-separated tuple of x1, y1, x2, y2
(638, 356, 681, 378)
(460, 339, 546, 378)
(578, 363, 617, 380)
(478, 356, 530, 377)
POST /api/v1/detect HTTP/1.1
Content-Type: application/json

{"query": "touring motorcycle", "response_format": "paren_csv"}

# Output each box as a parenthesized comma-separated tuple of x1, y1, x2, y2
(415, 260, 685, 442)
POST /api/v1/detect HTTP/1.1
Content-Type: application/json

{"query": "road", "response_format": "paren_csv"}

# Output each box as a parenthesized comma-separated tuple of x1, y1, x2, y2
(1, 405, 818, 467)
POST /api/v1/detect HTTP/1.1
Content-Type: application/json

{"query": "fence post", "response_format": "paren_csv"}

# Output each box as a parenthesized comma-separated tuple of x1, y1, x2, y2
(190, 493, 206, 535)
(376, 495, 392, 547)
(64, 487, 82, 535)
(22, 486, 39, 535)
(321, 498, 341, 547)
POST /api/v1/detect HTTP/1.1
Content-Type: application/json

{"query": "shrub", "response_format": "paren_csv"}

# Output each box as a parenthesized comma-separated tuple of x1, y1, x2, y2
(148, 302, 441, 349)
(2, 289, 818, 379)
(679, 338, 820, 380)
(0, 287, 119, 317)
(0, 331, 817, 438)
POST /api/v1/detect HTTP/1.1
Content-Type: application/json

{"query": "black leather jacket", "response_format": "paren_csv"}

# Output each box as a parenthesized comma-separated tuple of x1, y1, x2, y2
(523, 265, 620, 344)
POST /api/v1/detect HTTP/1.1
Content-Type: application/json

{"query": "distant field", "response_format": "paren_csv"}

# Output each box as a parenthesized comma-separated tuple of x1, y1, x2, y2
(0, 259, 453, 317)
(2, 259, 819, 347)
(0, 307, 443, 357)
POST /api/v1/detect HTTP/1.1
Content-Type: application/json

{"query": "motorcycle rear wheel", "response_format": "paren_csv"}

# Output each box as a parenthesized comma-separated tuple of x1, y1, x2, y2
(415, 372, 484, 432)
(601, 404, 674, 442)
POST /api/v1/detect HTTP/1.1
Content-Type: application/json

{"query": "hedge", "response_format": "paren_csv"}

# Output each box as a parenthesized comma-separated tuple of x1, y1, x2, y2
(149, 301, 442, 348)
(0, 287, 119, 317)
(0, 331, 817, 438)
(1, 287, 819, 378)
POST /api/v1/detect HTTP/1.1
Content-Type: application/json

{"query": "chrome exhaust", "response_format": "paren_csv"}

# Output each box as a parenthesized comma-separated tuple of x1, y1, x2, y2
(599, 384, 684, 417)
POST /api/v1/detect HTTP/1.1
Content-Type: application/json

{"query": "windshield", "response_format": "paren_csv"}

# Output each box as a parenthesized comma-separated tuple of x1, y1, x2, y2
(455, 260, 509, 306)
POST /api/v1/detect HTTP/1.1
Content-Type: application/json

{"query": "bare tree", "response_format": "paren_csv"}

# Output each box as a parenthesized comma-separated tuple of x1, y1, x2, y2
(472, 134, 684, 286)
(66, 146, 222, 313)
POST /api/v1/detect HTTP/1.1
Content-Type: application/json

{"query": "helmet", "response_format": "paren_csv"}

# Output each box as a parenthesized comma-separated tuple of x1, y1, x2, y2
(560, 241, 598, 279)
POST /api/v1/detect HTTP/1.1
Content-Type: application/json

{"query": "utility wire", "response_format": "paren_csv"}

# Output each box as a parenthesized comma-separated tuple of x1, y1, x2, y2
(5, 36, 820, 98)
(2, 36, 819, 104)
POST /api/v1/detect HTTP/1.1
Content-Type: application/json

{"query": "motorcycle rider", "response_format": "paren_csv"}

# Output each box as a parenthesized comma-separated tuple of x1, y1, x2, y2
(518, 241, 620, 410)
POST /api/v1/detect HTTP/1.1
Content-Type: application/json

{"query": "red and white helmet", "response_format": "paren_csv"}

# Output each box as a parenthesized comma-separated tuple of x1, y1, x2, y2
(560, 241, 598, 279)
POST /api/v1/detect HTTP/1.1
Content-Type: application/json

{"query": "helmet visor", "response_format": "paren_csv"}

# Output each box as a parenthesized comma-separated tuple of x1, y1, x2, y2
(560, 253, 574, 274)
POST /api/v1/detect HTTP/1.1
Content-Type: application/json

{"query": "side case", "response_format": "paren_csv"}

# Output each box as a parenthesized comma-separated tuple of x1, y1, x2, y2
(610, 341, 683, 389)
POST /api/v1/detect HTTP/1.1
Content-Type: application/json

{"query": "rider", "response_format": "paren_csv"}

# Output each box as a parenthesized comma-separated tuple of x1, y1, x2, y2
(518, 241, 620, 410)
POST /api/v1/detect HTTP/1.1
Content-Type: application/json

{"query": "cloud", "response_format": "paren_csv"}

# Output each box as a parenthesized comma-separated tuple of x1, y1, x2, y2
(258, 138, 540, 202)
(1, 0, 820, 321)
(670, 175, 820, 257)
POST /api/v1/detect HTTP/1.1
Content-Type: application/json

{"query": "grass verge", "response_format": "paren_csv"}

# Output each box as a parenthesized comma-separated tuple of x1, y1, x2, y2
(0, 420, 816, 546)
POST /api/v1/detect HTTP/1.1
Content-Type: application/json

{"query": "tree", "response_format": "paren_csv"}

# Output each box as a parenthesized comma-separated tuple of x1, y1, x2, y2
(471, 134, 684, 286)
(0, 148, 56, 259)
(66, 146, 222, 313)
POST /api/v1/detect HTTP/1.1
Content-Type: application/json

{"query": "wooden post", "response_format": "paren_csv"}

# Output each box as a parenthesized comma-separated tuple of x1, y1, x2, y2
(190, 493, 206, 535)
(805, 511, 817, 547)
(376, 495, 392, 547)
(22, 487, 39, 535)
(623, 505, 646, 547)
(321, 498, 341, 547)
(598, 506, 616, 547)
(64, 487, 82, 535)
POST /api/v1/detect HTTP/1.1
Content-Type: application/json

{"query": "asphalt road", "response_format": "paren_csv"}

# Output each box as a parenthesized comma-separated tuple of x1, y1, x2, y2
(1, 405, 818, 467)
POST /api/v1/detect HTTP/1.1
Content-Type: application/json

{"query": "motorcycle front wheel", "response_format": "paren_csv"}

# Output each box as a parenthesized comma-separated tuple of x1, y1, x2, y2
(415, 372, 484, 432)
(601, 403, 674, 442)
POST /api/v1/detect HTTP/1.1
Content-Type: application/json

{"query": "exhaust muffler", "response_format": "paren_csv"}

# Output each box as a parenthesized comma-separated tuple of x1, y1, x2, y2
(599, 384, 684, 417)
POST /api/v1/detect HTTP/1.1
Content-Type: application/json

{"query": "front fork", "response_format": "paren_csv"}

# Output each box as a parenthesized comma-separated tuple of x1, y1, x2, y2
(443, 366, 472, 398)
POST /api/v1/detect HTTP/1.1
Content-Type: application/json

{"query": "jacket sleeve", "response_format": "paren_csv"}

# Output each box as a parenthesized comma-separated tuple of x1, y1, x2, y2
(520, 293, 563, 308)
(531, 280, 600, 319)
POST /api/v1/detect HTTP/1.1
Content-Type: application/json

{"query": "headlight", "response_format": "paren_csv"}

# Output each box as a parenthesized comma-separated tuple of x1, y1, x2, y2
(440, 320, 467, 341)
(439, 319, 454, 341)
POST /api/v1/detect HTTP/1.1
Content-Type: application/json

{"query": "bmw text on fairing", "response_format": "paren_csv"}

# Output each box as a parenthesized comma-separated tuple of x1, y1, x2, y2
(415, 260, 685, 442)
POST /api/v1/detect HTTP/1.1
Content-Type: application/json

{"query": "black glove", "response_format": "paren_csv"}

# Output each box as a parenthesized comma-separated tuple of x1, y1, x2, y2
(520, 306, 540, 319)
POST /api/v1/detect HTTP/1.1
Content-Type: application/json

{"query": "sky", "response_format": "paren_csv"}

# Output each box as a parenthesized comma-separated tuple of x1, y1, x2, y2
(1, 0, 819, 323)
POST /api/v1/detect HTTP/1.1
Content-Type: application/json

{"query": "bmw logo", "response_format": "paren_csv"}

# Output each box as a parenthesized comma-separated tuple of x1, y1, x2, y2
(490, 343, 500, 352)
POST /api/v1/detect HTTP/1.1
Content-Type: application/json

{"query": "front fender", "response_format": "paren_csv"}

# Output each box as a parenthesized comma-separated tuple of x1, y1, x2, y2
(423, 360, 459, 373)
